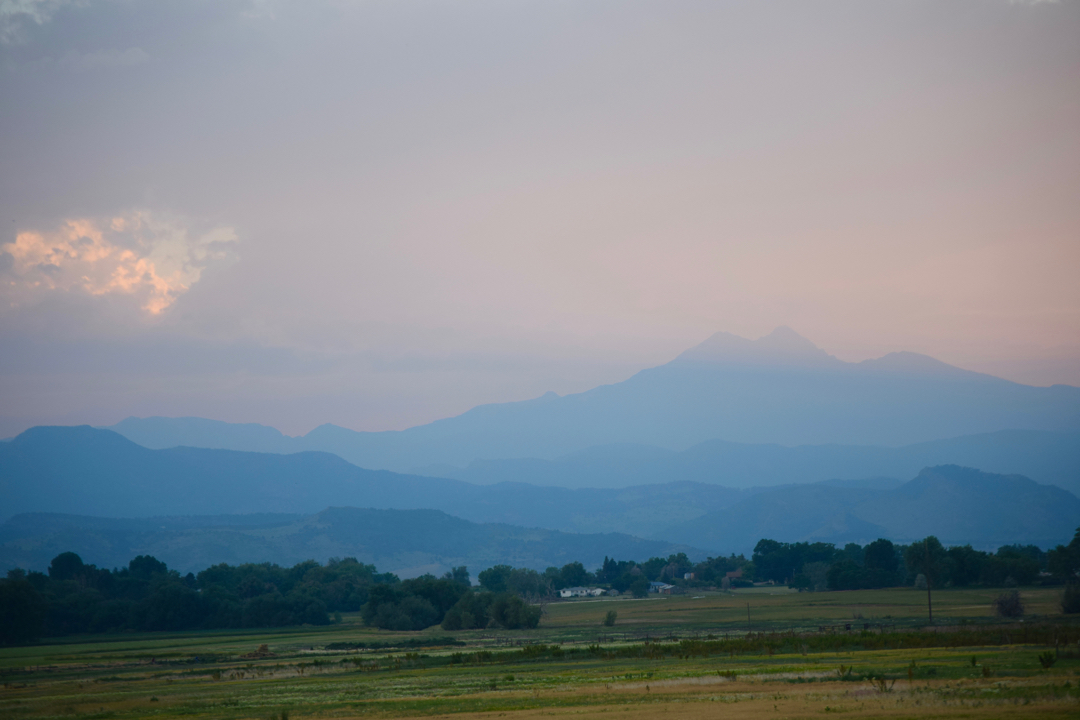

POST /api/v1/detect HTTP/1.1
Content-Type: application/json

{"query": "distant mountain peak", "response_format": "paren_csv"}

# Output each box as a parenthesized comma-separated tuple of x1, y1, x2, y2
(761, 325, 808, 342)
(674, 327, 841, 368)
(857, 351, 983, 378)
(757, 325, 826, 352)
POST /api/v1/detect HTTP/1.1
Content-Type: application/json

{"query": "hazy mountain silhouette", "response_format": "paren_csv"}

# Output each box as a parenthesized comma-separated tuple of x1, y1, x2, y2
(419, 429, 1080, 496)
(0, 508, 703, 577)
(106, 328, 1080, 472)
(0, 426, 746, 532)
(108, 416, 292, 454)
(661, 465, 1080, 553)
(3, 427, 1076, 560)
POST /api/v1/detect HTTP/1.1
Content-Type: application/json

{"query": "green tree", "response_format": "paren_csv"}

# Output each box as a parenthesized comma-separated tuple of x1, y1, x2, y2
(599, 557, 620, 583)
(826, 559, 863, 590)
(864, 539, 898, 575)
(558, 562, 588, 589)
(441, 590, 493, 630)
(443, 566, 470, 588)
(506, 568, 550, 599)
(0, 578, 47, 644)
(753, 540, 836, 584)
(128, 555, 168, 579)
(478, 565, 512, 593)
(944, 545, 985, 586)
(489, 593, 540, 629)
(48, 552, 85, 582)
(1047, 528, 1080, 580)
(361, 585, 440, 631)
(840, 543, 864, 565)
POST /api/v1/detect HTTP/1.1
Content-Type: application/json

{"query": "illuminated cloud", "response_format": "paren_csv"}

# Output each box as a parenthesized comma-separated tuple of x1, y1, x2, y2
(0, 212, 237, 314)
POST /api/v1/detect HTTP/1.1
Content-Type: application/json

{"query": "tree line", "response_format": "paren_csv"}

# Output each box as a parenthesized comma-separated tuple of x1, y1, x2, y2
(0, 550, 748, 643)
(753, 531, 1080, 593)
(2, 528, 1078, 645)
(0, 552, 399, 644)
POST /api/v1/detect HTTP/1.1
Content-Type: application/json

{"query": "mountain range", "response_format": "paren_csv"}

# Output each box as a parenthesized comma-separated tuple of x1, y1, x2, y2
(0, 426, 746, 535)
(663, 466, 1080, 551)
(4, 328, 1078, 574)
(104, 328, 1080, 473)
(416, 429, 1080, 495)
(2, 426, 1077, 564)
(0, 508, 703, 577)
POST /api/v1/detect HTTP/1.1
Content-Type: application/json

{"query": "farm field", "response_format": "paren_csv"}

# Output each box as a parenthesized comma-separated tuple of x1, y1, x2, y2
(2, 587, 1078, 719)
(541, 585, 1069, 634)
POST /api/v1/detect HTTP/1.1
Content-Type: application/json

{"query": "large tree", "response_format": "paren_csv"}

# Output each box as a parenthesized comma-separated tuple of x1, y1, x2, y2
(905, 536, 946, 623)
(1048, 528, 1080, 580)
(863, 539, 898, 575)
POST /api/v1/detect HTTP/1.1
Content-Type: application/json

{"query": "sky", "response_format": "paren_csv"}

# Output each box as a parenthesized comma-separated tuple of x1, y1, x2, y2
(1, 0, 1078, 438)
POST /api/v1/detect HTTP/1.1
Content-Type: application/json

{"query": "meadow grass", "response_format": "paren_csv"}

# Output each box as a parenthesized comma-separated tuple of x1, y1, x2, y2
(2, 586, 1077, 719)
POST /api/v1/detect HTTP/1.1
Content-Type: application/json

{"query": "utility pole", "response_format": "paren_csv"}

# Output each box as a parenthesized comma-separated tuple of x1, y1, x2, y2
(925, 541, 933, 625)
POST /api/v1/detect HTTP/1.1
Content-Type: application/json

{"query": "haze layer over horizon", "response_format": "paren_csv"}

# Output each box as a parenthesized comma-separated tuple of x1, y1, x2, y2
(1, 0, 1078, 437)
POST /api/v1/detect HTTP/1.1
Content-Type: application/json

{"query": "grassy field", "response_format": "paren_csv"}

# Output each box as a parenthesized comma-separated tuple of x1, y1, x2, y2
(2, 586, 1078, 719)
(541, 585, 1069, 634)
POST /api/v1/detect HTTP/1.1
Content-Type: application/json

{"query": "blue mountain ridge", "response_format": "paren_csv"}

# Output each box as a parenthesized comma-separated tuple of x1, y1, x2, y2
(2, 427, 1077, 565)
(106, 328, 1080, 474)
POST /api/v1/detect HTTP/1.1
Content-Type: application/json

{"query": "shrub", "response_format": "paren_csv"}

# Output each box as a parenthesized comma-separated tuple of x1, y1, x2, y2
(489, 593, 541, 629)
(993, 590, 1024, 618)
(603, 610, 617, 627)
(1038, 651, 1056, 669)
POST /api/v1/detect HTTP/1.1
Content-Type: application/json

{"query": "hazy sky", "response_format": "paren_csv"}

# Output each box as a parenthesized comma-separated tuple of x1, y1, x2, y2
(1, 0, 1078, 437)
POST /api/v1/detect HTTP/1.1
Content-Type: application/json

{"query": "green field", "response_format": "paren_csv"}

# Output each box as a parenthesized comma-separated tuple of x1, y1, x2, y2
(3, 586, 1079, 719)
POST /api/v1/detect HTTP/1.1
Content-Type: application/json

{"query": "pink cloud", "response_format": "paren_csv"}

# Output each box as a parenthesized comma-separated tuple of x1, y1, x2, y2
(1, 212, 237, 314)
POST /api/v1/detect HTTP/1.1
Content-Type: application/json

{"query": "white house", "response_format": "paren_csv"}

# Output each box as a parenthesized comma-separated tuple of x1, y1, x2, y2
(559, 586, 605, 598)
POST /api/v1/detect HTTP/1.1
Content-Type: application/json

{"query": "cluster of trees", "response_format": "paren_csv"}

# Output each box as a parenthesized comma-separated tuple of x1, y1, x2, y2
(474, 552, 754, 600)
(0, 552, 398, 644)
(0, 553, 551, 644)
(362, 573, 467, 630)
(0, 550, 751, 644)
(374, 553, 754, 631)
(753, 535, 1064, 592)
(441, 591, 541, 630)
(356, 565, 546, 631)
